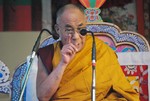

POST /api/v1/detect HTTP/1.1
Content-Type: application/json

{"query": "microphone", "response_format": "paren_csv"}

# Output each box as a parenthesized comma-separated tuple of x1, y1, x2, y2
(80, 29, 96, 60)
(80, 29, 94, 36)
(80, 29, 87, 36)
(80, 29, 96, 101)
(18, 29, 59, 101)
(32, 29, 59, 54)
(45, 29, 59, 40)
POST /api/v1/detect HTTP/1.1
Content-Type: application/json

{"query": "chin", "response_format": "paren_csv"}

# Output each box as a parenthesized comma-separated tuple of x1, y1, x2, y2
(77, 49, 81, 52)
(77, 42, 86, 52)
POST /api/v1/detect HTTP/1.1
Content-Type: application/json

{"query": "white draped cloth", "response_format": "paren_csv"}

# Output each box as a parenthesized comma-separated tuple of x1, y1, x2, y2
(25, 55, 39, 101)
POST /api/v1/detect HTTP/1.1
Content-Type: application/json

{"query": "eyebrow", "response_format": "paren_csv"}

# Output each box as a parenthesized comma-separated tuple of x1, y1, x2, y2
(65, 24, 72, 28)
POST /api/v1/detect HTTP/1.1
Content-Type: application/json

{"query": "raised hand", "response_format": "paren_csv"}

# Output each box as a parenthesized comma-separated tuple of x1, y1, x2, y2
(60, 34, 78, 65)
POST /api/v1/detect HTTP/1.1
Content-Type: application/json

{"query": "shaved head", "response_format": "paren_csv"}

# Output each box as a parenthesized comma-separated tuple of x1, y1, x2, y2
(56, 4, 85, 24)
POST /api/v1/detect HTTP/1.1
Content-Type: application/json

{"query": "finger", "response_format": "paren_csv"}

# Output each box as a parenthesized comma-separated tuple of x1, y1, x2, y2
(66, 34, 71, 44)
(67, 48, 74, 55)
(70, 44, 78, 52)
(67, 44, 78, 53)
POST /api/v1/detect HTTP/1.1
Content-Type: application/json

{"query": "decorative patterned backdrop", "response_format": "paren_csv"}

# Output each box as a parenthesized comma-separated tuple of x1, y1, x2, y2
(100, 0, 150, 44)
(101, 1, 137, 31)
(0, 0, 149, 44)
(0, 60, 11, 94)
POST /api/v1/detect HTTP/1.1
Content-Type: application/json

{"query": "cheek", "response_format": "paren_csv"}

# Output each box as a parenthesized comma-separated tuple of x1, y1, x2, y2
(59, 34, 68, 44)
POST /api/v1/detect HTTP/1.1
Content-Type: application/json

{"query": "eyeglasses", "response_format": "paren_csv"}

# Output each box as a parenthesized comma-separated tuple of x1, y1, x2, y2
(57, 24, 86, 35)
(65, 27, 86, 35)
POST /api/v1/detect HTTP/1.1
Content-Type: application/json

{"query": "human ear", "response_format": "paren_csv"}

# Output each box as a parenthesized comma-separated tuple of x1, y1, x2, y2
(54, 24, 59, 34)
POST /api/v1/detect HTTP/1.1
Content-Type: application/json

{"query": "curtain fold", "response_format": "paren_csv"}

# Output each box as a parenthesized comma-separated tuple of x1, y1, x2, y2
(0, 0, 3, 31)
(3, 0, 32, 31)
(0, 0, 42, 31)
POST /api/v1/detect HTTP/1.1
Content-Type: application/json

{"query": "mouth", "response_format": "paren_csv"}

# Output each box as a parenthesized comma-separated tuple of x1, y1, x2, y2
(73, 43, 80, 47)
(75, 43, 83, 51)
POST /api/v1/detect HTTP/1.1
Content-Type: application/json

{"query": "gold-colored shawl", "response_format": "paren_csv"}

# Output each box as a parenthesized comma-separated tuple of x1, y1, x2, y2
(51, 35, 139, 101)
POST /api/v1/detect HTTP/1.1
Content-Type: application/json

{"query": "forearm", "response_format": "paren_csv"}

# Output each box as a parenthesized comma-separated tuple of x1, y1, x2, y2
(37, 61, 67, 101)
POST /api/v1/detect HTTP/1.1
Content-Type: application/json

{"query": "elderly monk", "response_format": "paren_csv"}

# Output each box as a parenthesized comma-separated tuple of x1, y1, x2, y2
(36, 4, 139, 101)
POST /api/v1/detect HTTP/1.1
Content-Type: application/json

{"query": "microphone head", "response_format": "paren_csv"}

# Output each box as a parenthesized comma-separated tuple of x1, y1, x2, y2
(53, 34, 59, 40)
(51, 30, 59, 40)
(80, 29, 87, 36)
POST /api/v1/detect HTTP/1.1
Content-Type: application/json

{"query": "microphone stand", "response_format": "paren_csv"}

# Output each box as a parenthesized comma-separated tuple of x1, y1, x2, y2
(18, 29, 54, 101)
(80, 29, 96, 101)
(91, 31, 96, 101)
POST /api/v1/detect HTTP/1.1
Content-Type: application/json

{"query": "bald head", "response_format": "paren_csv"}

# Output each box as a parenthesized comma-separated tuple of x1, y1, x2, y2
(56, 4, 85, 24)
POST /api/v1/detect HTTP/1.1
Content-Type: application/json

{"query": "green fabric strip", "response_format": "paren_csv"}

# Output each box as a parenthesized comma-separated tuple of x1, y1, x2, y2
(9, 0, 31, 5)
(89, 0, 96, 8)
(0, 0, 3, 5)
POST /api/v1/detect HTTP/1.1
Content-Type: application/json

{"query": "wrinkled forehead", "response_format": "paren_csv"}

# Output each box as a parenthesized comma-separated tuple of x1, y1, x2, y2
(57, 8, 85, 22)
(57, 8, 86, 24)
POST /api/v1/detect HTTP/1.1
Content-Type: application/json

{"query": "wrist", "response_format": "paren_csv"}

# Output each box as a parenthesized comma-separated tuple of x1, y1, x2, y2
(59, 60, 68, 67)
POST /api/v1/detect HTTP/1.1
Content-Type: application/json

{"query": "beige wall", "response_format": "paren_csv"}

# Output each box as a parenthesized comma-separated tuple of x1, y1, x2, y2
(0, 31, 49, 101)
